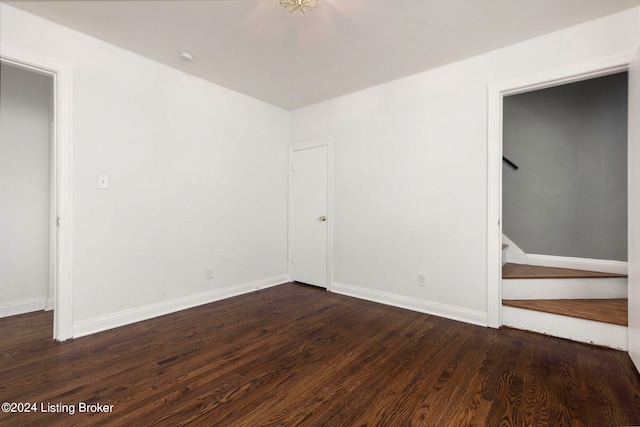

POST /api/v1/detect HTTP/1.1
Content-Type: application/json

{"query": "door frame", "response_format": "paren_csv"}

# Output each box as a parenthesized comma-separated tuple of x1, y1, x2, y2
(288, 138, 334, 290)
(486, 50, 635, 328)
(0, 44, 74, 341)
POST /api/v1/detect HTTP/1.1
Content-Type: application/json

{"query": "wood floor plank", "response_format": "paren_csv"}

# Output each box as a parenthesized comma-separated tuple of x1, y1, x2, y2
(234, 302, 423, 427)
(1, 283, 639, 426)
(348, 321, 471, 426)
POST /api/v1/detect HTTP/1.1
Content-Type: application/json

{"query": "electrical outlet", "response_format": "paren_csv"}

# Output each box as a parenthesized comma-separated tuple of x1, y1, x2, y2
(418, 273, 427, 287)
(206, 267, 214, 279)
(98, 174, 109, 189)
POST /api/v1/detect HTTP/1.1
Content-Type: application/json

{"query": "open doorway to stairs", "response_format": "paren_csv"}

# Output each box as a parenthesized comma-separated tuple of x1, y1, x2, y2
(500, 72, 629, 349)
(0, 44, 74, 341)
(487, 51, 637, 350)
(502, 73, 628, 264)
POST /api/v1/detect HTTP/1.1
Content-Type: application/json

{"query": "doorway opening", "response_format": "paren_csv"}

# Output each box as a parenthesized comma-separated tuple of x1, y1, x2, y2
(498, 72, 630, 349)
(487, 51, 635, 329)
(503, 72, 628, 262)
(0, 63, 54, 321)
(0, 45, 74, 341)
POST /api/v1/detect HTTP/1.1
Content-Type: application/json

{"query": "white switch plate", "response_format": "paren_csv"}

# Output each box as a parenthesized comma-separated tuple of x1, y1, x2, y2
(418, 273, 427, 287)
(206, 267, 214, 279)
(98, 175, 109, 189)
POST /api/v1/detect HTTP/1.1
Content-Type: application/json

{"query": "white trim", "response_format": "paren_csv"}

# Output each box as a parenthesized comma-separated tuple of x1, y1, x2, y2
(73, 275, 289, 338)
(628, 46, 640, 374)
(502, 234, 526, 265)
(0, 44, 74, 341)
(48, 116, 56, 316)
(487, 51, 635, 329)
(288, 138, 334, 290)
(487, 76, 504, 328)
(332, 281, 487, 327)
(502, 305, 628, 350)
(526, 254, 628, 275)
(0, 298, 47, 319)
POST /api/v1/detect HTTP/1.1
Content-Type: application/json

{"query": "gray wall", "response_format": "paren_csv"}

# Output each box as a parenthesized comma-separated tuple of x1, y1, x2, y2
(503, 72, 628, 261)
(0, 63, 52, 311)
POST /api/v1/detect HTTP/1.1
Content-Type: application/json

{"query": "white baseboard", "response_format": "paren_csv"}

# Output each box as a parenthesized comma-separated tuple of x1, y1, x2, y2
(502, 305, 627, 350)
(0, 297, 47, 318)
(502, 234, 526, 264)
(45, 297, 55, 311)
(73, 274, 290, 338)
(526, 254, 628, 275)
(331, 281, 487, 327)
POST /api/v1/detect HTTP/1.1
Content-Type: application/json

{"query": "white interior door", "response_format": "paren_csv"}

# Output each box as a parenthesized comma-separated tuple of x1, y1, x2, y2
(291, 144, 329, 288)
(628, 47, 640, 371)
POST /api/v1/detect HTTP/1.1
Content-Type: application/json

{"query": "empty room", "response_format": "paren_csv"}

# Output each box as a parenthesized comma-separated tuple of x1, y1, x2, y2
(1, 0, 640, 425)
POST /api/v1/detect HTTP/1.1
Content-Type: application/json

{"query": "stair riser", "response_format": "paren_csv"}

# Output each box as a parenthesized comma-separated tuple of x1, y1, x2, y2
(502, 277, 627, 300)
(502, 305, 627, 350)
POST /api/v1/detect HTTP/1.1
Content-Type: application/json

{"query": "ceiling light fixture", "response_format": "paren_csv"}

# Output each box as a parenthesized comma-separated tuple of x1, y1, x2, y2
(280, 0, 319, 15)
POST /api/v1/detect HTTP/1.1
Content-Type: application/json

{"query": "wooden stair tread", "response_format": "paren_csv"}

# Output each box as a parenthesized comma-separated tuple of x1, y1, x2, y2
(502, 298, 628, 326)
(502, 263, 627, 279)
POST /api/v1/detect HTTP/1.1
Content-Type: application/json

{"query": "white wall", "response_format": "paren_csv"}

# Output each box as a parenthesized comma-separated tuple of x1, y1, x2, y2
(290, 8, 640, 323)
(0, 4, 290, 334)
(503, 73, 628, 261)
(0, 63, 52, 316)
(2, 3, 638, 336)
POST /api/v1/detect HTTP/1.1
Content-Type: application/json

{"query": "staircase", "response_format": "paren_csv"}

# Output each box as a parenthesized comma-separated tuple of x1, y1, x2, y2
(501, 262, 629, 350)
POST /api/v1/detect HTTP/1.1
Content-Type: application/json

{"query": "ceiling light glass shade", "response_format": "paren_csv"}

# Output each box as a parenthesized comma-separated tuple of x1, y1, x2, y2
(280, 0, 319, 15)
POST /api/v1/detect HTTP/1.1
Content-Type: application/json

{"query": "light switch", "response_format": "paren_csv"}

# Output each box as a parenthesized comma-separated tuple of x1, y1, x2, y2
(98, 175, 109, 189)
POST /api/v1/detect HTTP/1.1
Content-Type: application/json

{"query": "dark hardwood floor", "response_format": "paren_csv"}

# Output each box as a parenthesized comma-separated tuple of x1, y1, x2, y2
(1, 282, 639, 426)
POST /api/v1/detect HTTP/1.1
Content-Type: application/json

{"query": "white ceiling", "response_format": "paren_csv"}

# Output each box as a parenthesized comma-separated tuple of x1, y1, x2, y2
(7, 0, 640, 109)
